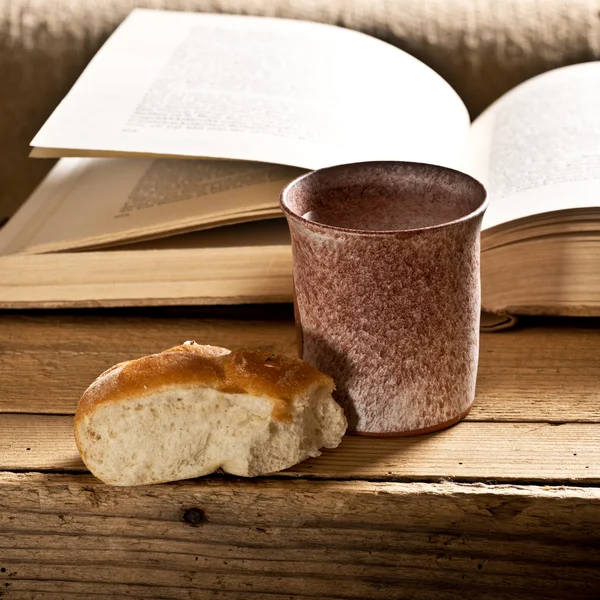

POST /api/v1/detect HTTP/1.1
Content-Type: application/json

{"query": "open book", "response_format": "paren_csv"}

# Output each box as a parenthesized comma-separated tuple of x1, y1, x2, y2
(1, 9, 599, 328)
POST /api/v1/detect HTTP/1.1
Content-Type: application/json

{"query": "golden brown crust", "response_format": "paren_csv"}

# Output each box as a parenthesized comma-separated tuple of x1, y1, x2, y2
(163, 341, 232, 357)
(75, 342, 333, 426)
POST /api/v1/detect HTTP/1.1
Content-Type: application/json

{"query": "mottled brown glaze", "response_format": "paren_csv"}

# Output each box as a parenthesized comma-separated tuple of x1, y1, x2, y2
(280, 162, 487, 435)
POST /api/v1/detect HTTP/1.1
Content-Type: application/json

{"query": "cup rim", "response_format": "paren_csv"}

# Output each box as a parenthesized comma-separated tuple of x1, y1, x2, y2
(279, 160, 488, 236)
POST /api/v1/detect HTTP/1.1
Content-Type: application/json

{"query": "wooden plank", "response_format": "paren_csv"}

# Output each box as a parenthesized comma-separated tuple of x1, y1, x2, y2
(0, 313, 297, 414)
(0, 310, 297, 353)
(1, 314, 600, 422)
(1, 414, 598, 483)
(0, 473, 598, 599)
(0, 414, 82, 471)
(475, 321, 600, 422)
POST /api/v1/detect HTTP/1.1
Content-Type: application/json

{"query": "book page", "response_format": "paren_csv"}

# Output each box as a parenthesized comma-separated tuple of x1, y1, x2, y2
(463, 62, 600, 229)
(31, 9, 469, 170)
(0, 158, 301, 255)
(116, 219, 291, 251)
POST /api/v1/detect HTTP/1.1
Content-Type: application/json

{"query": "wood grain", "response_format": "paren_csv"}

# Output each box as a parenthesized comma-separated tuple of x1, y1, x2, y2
(1, 313, 600, 597)
(0, 415, 82, 471)
(2, 414, 598, 483)
(0, 473, 598, 599)
(0, 313, 297, 414)
(1, 314, 599, 423)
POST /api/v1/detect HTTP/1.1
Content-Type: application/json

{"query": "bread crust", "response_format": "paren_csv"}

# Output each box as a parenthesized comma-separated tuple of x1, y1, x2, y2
(73, 342, 345, 484)
(75, 341, 333, 428)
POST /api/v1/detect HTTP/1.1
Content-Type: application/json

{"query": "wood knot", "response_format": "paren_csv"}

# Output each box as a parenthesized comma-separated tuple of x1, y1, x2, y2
(183, 507, 206, 526)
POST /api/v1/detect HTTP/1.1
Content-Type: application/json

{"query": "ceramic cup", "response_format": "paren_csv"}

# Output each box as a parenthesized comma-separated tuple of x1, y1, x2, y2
(280, 161, 488, 436)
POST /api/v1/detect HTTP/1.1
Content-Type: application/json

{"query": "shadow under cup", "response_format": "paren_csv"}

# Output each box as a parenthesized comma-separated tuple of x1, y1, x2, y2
(280, 161, 488, 436)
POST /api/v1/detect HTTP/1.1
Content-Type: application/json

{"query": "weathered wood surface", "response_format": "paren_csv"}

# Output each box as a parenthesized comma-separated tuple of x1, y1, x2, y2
(0, 473, 599, 599)
(1, 312, 600, 598)
(1, 314, 600, 423)
(2, 414, 598, 484)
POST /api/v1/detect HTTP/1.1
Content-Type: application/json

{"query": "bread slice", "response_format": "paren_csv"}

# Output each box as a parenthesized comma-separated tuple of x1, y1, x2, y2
(74, 341, 347, 485)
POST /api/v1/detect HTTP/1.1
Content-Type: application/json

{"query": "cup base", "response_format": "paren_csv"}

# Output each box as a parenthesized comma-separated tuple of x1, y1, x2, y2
(351, 404, 473, 437)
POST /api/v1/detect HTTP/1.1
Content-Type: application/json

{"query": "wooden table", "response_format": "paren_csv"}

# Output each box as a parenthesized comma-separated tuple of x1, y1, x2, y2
(1, 310, 599, 599)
